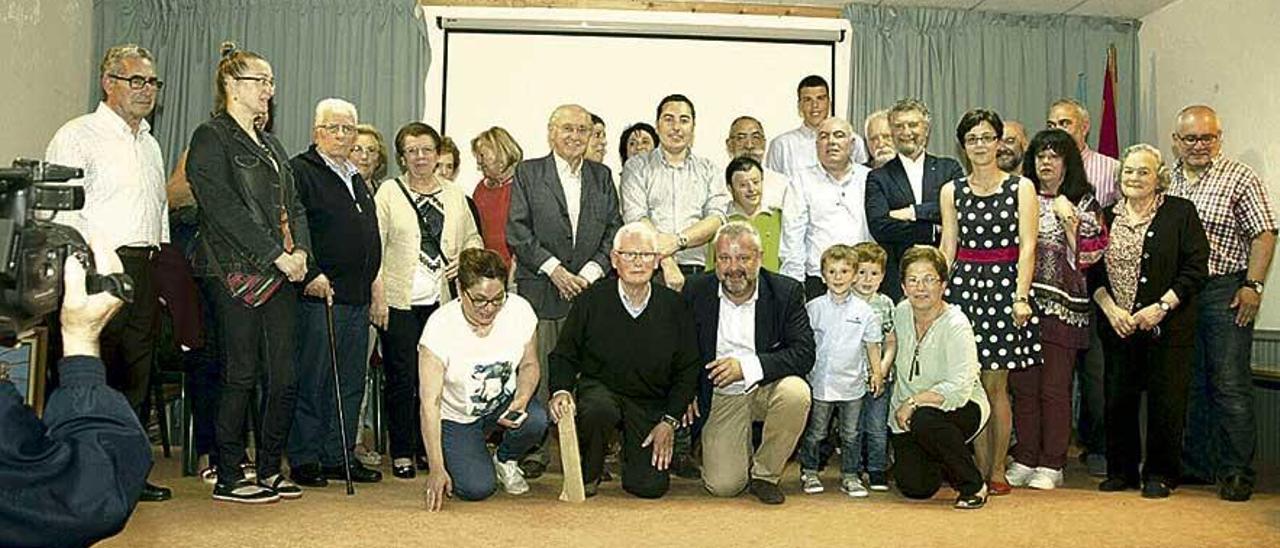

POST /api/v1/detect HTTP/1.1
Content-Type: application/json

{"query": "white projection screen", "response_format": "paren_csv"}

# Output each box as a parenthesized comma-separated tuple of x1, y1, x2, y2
(420, 7, 852, 191)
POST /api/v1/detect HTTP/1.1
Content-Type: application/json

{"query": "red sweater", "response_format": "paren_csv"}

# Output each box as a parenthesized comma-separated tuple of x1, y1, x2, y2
(473, 176, 514, 267)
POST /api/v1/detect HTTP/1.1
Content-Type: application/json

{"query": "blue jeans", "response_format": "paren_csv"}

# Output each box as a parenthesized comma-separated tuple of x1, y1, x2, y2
(442, 398, 549, 501)
(799, 399, 863, 476)
(1183, 273, 1257, 482)
(287, 301, 370, 468)
(856, 380, 892, 473)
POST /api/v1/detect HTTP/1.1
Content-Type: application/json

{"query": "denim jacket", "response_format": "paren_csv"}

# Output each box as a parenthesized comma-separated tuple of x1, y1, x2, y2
(185, 112, 311, 285)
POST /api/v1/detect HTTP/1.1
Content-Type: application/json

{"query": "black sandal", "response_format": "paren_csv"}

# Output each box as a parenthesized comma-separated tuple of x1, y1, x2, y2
(954, 484, 989, 509)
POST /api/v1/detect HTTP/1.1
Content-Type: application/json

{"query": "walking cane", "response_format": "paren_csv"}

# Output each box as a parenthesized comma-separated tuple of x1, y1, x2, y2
(326, 298, 356, 495)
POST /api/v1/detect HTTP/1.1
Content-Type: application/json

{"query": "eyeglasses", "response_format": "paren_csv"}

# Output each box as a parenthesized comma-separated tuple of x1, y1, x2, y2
(234, 75, 276, 88)
(317, 124, 356, 135)
(403, 146, 436, 157)
(903, 275, 941, 287)
(964, 134, 999, 146)
(465, 290, 507, 309)
(557, 124, 592, 136)
(615, 250, 661, 263)
(731, 132, 765, 143)
(108, 74, 164, 90)
(1174, 133, 1219, 146)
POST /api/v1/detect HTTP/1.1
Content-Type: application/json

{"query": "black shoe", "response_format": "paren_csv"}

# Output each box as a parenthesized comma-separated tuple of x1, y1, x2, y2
(393, 462, 416, 479)
(868, 472, 890, 492)
(259, 473, 303, 500)
(416, 455, 430, 471)
(291, 463, 329, 488)
(954, 484, 988, 510)
(584, 479, 599, 498)
(672, 453, 701, 480)
(1142, 478, 1171, 499)
(747, 478, 785, 505)
(520, 460, 546, 480)
(323, 463, 383, 483)
(1099, 476, 1138, 492)
(213, 479, 280, 504)
(139, 482, 172, 502)
(1218, 475, 1254, 502)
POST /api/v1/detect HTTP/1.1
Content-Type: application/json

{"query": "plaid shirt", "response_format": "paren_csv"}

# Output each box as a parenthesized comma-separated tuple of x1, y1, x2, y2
(1168, 154, 1277, 276)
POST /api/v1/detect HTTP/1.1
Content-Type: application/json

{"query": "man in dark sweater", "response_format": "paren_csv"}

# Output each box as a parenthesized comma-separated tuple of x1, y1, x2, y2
(548, 222, 700, 498)
(287, 99, 383, 487)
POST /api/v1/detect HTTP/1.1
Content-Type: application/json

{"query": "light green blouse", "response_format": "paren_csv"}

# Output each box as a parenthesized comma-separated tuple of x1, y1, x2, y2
(705, 207, 782, 273)
(888, 302, 990, 439)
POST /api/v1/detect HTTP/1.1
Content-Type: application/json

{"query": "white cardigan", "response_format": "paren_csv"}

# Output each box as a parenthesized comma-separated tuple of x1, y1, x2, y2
(374, 177, 482, 309)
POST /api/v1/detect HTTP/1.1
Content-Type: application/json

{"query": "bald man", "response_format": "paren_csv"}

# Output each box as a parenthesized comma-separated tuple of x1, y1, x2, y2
(507, 104, 624, 477)
(780, 117, 874, 298)
(996, 120, 1028, 174)
(1169, 105, 1277, 502)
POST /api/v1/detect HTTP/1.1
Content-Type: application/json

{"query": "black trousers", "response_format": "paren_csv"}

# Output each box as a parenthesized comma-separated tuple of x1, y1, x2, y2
(1100, 324, 1192, 483)
(575, 378, 670, 499)
(891, 402, 984, 499)
(102, 248, 160, 412)
(213, 282, 298, 484)
(380, 304, 438, 460)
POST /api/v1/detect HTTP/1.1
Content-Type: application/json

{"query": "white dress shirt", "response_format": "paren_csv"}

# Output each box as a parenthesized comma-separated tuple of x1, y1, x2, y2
(900, 152, 927, 205)
(766, 124, 869, 182)
(618, 281, 652, 319)
(537, 153, 603, 282)
(714, 284, 765, 396)
(44, 102, 169, 250)
(779, 163, 874, 281)
(761, 166, 790, 212)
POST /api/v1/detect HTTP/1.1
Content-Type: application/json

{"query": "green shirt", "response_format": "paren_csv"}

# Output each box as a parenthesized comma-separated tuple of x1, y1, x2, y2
(706, 207, 782, 273)
(889, 302, 990, 438)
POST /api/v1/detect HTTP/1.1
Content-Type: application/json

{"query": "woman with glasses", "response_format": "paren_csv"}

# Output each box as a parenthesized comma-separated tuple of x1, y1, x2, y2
(1004, 129, 1109, 491)
(419, 248, 547, 510)
(889, 246, 991, 509)
(352, 124, 389, 193)
(939, 109, 1040, 496)
(1090, 144, 1207, 498)
(373, 122, 482, 480)
(186, 42, 308, 503)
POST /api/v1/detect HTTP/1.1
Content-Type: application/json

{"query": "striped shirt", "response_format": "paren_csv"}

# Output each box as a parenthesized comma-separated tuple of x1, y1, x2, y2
(766, 124, 869, 182)
(1168, 155, 1278, 276)
(621, 147, 729, 266)
(1081, 146, 1120, 208)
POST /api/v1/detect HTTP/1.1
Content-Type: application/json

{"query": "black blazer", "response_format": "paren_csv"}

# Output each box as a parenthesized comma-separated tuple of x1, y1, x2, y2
(683, 270, 815, 418)
(187, 112, 311, 281)
(1089, 195, 1209, 343)
(289, 146, 381, 305)
(865, 154, 965, 299)
(507, 154, 623, 319)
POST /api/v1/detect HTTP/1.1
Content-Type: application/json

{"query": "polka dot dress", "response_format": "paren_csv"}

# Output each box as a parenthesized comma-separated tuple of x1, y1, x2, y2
(946, 175, 1042, 371)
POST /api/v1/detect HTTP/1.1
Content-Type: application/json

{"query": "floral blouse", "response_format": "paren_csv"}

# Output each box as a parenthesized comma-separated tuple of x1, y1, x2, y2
(1105, 194, 1166, 312)
(1032, 193, 1107, 339)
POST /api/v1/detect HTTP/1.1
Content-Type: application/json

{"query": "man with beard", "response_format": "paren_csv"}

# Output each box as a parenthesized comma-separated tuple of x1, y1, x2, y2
(685, 221, 815, 504)
(725, 115, 787, 211)
(864, 98, 965, 300)
(779, 117, 875, 298)
(766, 75, 867, 179)
(997, 120, 1029, 173)
(863, 110, 896, 169)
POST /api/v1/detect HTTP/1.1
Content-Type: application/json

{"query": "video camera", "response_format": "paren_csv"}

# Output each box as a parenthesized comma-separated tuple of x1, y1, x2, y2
(0, 159, 133, 343)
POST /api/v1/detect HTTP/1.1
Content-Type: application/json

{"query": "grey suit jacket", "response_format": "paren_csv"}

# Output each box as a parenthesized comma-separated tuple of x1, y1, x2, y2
(507, 154, 623, 319)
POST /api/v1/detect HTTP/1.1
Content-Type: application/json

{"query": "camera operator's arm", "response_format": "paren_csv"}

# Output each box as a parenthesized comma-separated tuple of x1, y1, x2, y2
(0, 254, 152, 548)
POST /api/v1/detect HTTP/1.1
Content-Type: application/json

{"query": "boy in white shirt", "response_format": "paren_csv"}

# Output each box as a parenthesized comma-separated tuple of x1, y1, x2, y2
(798, 245, 886, 497)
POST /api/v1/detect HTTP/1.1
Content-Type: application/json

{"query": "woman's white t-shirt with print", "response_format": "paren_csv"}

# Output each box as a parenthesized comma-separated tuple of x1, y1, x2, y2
(420, 294, 537, 424)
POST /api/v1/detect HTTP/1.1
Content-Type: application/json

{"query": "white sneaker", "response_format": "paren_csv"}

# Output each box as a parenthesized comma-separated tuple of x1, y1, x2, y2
(841, 476, 869, 498)
(1005, 461, 1036, 487)
(800, 471, 824, 494)
(493, 455, 529, 495)
(1027, 467, 1063, 490)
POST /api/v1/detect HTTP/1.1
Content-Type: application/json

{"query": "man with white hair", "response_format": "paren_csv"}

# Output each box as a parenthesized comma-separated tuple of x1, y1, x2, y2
(547, 222, 701, 498)
(45, 43, 171, 502)
(863, 110, 896, 169)
(287, 98, 383, 487)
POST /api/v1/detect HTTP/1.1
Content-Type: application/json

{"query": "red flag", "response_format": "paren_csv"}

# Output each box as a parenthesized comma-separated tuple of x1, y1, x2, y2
(1098, 45, 1119, 158)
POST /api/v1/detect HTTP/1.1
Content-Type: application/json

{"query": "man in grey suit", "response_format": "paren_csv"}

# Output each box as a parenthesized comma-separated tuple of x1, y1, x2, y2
(864, 98, 965, 301)
(507, 104, 623, 477)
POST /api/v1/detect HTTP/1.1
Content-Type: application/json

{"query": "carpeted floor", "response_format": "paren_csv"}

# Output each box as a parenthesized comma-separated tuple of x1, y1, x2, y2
(102, 448, 1280, 547)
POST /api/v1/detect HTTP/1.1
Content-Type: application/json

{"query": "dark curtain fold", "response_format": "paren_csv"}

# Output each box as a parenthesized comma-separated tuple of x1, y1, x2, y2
(844, 4, 1141, 159)
(93, 0, 428, 173)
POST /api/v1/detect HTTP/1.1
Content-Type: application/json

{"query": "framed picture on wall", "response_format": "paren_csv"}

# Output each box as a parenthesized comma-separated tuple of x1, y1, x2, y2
(2, 327, 49, 416)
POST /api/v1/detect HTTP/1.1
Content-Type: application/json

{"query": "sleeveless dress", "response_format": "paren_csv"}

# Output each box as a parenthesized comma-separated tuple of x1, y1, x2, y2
(946, 175, 1042, 371)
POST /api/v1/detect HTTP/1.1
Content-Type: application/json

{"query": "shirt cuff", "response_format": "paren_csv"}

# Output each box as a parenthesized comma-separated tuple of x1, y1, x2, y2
(738, 353, 764, 390)
(578, 261, 604, 284)
(539, 257, 562, 277)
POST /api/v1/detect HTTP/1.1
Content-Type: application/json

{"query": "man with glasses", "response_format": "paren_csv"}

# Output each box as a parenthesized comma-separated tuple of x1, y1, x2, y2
(547, 222, 700, 498)
(286, 98, 383, 487)
(864, 98, 965, 301)
(45, 43, 171, 503)
(507, 104, 622, 479)
(781, 117, 875, 299)
(724, 115, 787, 211)
(1170, 105, 1277, 502)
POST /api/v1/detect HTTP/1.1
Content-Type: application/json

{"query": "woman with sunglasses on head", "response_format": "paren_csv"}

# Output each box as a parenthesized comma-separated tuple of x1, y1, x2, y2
(372, 122, 483, 480)
(420, 248, 547, 511)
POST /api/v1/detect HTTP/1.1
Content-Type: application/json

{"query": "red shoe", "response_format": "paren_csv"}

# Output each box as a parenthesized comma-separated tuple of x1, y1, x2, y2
(988, 480, 1013, 496)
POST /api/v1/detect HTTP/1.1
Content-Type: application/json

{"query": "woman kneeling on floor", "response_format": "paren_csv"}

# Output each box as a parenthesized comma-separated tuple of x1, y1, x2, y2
(420, 248, 549, 511)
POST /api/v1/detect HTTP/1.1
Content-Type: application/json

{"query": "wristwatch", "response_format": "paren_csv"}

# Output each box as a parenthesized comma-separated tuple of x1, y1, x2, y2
(1244, 279, 1265, 295)
(1158, 301, 1172, 312)
(662, 415, 681, 430)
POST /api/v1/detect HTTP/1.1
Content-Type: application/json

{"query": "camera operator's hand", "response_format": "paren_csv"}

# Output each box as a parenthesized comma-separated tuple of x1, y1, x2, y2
(60, 248, 125, 358)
